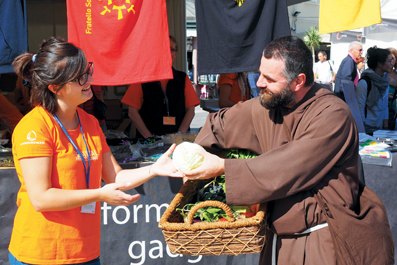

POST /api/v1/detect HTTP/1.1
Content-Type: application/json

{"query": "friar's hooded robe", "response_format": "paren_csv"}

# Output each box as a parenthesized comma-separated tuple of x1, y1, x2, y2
(195, 85, 359, 264)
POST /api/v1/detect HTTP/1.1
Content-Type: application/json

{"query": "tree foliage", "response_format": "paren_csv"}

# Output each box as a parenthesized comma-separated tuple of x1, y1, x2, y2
(304, 26, 322, 63)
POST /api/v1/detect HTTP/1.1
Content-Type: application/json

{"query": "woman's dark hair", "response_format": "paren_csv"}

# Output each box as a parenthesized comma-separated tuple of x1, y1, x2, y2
(169, 35, 177, 50)
(234, 72, 244, 80)
(387, 47, 397, 69)
(12, 37, 87, 113)
(263, 36, 314, 87)
(366, 46, 391, 70)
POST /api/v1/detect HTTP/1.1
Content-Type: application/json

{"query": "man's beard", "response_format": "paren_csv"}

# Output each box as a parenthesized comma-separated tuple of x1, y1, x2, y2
(259, 84, 296, 109)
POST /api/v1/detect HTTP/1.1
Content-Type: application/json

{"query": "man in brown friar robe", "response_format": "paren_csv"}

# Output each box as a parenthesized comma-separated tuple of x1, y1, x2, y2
(183, 36, 393, 264)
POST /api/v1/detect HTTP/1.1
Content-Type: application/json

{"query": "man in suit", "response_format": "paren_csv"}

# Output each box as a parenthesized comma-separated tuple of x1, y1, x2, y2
(334, 41, 363, 101)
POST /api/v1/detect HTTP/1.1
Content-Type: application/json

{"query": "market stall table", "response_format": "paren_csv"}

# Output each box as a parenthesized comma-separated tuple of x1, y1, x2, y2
(0, 143, 260, 265)
(2, 134, 397, 263)
(362, 155, 397, 263)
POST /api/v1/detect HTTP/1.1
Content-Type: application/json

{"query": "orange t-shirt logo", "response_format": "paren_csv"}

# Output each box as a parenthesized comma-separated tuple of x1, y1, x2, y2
(27, 131, 37, 141)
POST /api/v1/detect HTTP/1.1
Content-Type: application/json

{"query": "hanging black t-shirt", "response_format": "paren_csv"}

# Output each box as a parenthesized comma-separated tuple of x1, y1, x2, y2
(195, 0, 291, 75)
(0, 0, 28, 74)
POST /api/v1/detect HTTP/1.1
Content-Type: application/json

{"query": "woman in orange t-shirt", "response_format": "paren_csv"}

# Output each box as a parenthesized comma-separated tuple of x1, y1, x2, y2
(217, 72, 252, 108)
(9, 37, 183, 265)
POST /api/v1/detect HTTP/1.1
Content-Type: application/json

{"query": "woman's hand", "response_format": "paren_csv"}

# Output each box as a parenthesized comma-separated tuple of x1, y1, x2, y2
(182, 147, 225, 180)
(151, 143, 184, 178)
(389, 77, 397, 88)
(99, 183, 140, 206)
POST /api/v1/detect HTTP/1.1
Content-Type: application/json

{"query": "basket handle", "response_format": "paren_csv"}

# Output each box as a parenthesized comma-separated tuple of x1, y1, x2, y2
(187, 200, 236, 224)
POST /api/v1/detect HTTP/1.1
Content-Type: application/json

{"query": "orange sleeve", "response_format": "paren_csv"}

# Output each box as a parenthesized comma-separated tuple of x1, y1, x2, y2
(12, 111, 53, 160)
(184, 75, 200, 108)
(218, 73, 243, 103)
(121, 83, 144, 109)
(218, 73, 236, 86)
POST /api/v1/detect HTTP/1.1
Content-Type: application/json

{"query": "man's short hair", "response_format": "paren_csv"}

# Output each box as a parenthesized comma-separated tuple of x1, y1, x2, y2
(263, 36, 314, 87)
(348, 41, 362, 52)
(318, 50, 327, 57)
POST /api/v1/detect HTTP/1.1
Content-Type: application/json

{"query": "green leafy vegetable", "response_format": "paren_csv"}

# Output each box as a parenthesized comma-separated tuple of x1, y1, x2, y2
(176, 149, 259, 223)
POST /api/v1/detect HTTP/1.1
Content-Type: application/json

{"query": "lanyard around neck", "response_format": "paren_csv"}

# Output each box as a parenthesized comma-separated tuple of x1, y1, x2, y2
(158, 81, 170, 116)
(53, 111, 91, 188)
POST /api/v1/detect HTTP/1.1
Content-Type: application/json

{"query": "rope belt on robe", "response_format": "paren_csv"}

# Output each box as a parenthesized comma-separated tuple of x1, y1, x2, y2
(271, 222, 329, 265)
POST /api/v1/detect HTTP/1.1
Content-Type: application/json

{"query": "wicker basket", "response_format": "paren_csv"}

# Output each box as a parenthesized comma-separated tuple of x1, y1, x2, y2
(159, 179, 267, 256)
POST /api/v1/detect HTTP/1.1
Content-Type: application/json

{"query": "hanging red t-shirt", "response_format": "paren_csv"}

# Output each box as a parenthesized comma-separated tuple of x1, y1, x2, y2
(67, 0, 172, 86)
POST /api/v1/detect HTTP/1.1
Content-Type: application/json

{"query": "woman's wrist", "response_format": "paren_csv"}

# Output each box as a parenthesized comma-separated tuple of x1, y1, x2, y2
(148, 165, 155, 179)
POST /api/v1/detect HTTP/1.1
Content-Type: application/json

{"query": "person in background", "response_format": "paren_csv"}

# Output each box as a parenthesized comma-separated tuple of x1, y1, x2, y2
(184, 36, 364, 264)
(356, 46, 393, 134)
(80, 85, 107, 133)
(334, 41, 363, 101)
(356, 57, 365, 75)
(217, 72, 252, 108)
(0, 93, 23, 133)
(9, 37, 183, 265)
(313, 50, 336, 85)
(387, 48, 397, 87)
(121, 36, 200, 140)
(387, 47, 397, 130)
(14, 75, 33, 115)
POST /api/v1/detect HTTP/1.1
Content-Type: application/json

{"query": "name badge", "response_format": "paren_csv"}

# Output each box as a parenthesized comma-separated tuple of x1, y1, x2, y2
(81, 202, 96, 214)
(163, 116, 176, 125)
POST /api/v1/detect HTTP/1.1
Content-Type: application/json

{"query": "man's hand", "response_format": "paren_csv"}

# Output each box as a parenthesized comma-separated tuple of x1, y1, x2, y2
(182, 147, 225, 180)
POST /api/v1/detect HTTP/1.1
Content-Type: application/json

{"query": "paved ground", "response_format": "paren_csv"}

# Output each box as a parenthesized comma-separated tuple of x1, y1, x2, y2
(190, 105, 209, 131)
